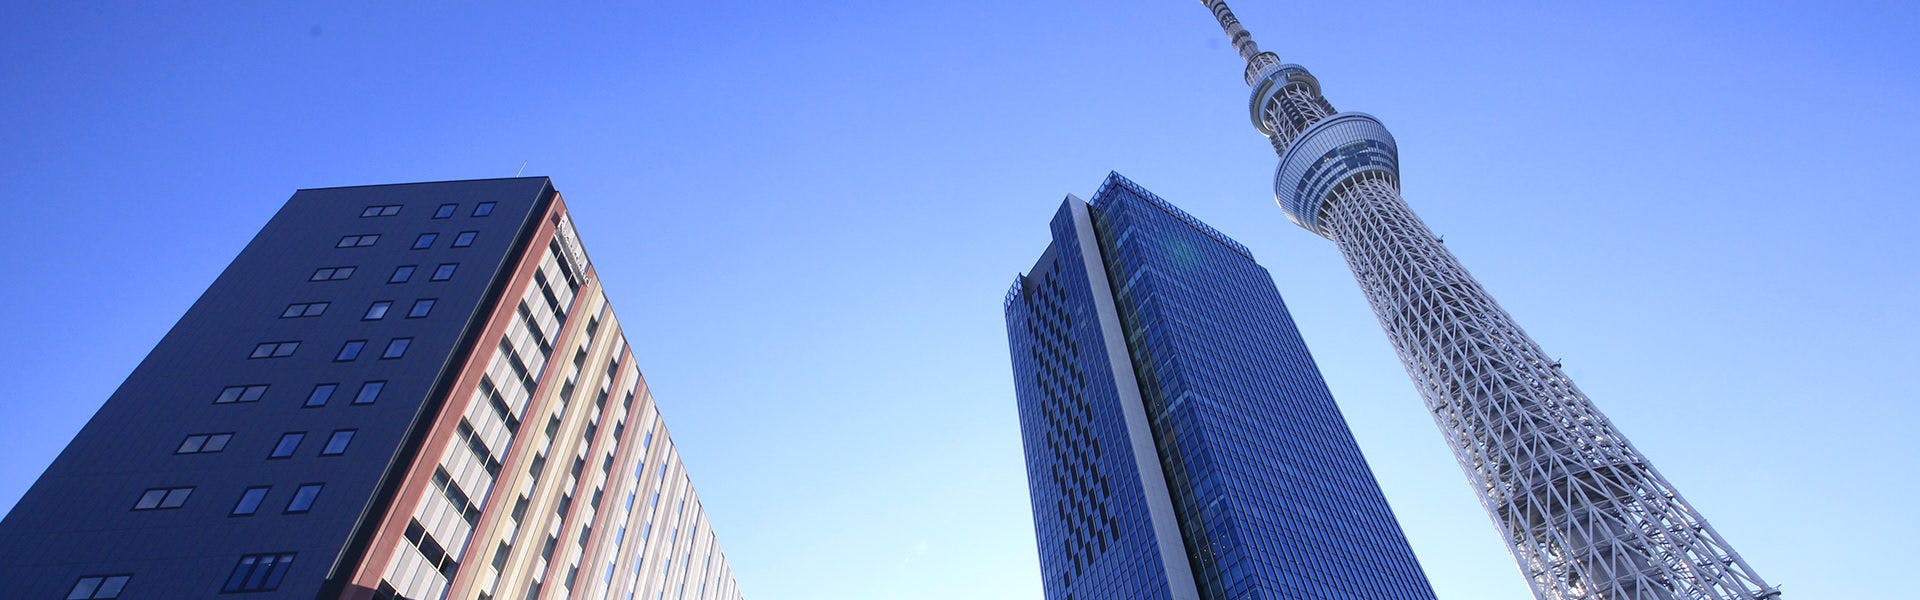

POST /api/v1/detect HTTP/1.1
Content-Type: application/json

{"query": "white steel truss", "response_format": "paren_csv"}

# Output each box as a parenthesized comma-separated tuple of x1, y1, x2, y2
(1197, 2, 1780, 599)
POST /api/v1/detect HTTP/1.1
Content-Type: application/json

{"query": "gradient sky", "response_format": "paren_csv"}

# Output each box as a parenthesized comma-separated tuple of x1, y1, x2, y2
(2, 1, 1915, 598)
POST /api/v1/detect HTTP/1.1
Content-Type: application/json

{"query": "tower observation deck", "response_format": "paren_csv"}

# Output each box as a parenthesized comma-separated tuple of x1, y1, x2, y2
(1196, 2, 1780, 599)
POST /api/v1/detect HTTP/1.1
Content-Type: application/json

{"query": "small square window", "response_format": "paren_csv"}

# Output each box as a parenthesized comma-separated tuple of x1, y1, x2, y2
(407, 299, 436, 318)
(413, 233, 438, 249)
(321, 430, 356, 456)
(249, 341, 299, 359)
(176, 432, 233, 454)
(390, 265, 418, 284)
(280, 302, 328, 318)
(335, 340, 366, 362)
(231, 486, 269, 516)
(431, 263, 457, 281)
(309, 266, 355, 281)
(133, 486, 192, 510)
(305, 383, 337, 408)
(452, 231, 477, 248)
(353, 380, 386, 405)
(66, 574, 130, 599)
(222, 553, 296, 593)
(363, 301, 392, 321)
(473, 202, 496, 217)
(286, 484, 323, 513)
(269, 432, 305, 459)
(336, 234, 379, 248)
(214, 384, 269, 404)
(362, 204, 402, 217)
(381, 338, 412, 359)
(433, 203, 458, 219)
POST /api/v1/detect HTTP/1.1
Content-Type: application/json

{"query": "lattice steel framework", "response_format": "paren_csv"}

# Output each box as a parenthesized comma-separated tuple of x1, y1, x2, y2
(1197, 2, 1780, 599)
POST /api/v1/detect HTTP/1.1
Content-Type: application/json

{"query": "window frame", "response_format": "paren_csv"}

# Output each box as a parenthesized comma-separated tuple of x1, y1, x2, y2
(381, 338, 412, 359)
(304, 383, 338, 408)
(472, 202, 496, 217)
(320, 430, 356, 456)
(430, 263, 457, 281)
(248, 341, 299, 359)
(407, 298, 436, 319)
(279, 301, 328, 319)
(213, 384, 269, 404)
(285, 483, 323, 514)
(231, 486, 271, 517)
(412, 232, 439, 250)
(268, 432, 306, 459)
(451, 231, 477, 248)
(433, 203, 458, 219)
(352, 380, 386, 405)
(66, 574, 132, 599)
(389, 265, 418, 284)
(176, 432, 234, 454)
(363, 301, 393, 321)
(335, 340, 367, 362)
(221, 552, 296, 593)
(308, 266, 355, 282)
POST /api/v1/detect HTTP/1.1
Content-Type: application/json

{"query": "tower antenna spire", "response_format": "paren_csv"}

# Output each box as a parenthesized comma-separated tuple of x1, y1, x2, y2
(1201, 0, 1285, 85)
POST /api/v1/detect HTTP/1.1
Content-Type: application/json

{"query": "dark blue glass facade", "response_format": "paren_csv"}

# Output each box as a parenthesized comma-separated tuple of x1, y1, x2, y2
(1006, 173, 1437, 600)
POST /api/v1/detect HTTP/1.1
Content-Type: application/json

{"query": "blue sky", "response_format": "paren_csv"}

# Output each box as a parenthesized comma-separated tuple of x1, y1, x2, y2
(1, 1, 1915, 598)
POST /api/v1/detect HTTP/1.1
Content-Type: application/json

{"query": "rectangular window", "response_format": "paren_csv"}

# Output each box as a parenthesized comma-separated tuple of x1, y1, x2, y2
(286, 484, 322, 513)
(363, 301, 392, 321)
(231, 486, 270, 516)
(335, 340, 366, 362)
(473, 202, 496, 217)
(309, 266, 355, 281)
(407, 299, 435, 319)
(361, 204, 402, 217)
(279, 302, 328, 318)
(248, 341, 299, 359)
(431, 263, 457, 281)
(66, 574, 131, 599)
(320, 430, 355, 456)
(389, 265, 417, 283)
(213, 384, 268, 404)
(381, 338, 412, 359)
(222, 552, 295, 592)
(433, 203, 458, 219)
(176, 433, 233, 454)
(352, 381, 385, 405)
(269, 432, 305, 459)
(335, 234, 380, 248)
(452, 231, 477, 248)
(132, 486, 192, 510)
(412, 233, 438, 249)
(304, 383, 337, 408)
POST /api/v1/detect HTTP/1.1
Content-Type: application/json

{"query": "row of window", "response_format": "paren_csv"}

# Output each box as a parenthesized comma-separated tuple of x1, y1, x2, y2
(361, 201, 496, 219)
(213, 381, 385, 407)
(131, 483, 324, 515)
(248, 337, 412, 361)
(310, 263, 458, 283)
(66, 549, 299, 598)
(336, 231, 479, 251)
(280, 298, 436, 320)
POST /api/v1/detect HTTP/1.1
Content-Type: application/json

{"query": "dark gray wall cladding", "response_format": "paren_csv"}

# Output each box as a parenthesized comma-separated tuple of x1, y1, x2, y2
(0, 177, 552, 598)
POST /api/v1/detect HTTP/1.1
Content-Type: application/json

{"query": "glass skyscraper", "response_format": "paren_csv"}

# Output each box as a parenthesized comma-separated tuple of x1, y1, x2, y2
(1004, 173, 1436, 600)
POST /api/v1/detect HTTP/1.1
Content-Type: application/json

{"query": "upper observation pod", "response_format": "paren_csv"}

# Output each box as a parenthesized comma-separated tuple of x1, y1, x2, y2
(1271, 111, 1399, 237)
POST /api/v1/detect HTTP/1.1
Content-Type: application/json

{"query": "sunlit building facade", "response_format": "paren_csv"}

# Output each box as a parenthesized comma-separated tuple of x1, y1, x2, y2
(1004, 173, 1437, 600)
(0, 177, 744, 600)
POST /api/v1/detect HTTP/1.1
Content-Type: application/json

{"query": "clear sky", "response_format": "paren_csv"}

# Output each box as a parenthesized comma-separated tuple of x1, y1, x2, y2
(1, 1, 1915, 598)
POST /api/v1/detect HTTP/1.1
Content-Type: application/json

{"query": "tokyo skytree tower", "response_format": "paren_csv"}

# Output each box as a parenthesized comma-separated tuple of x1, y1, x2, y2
(1196, 2, 1779, 599)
